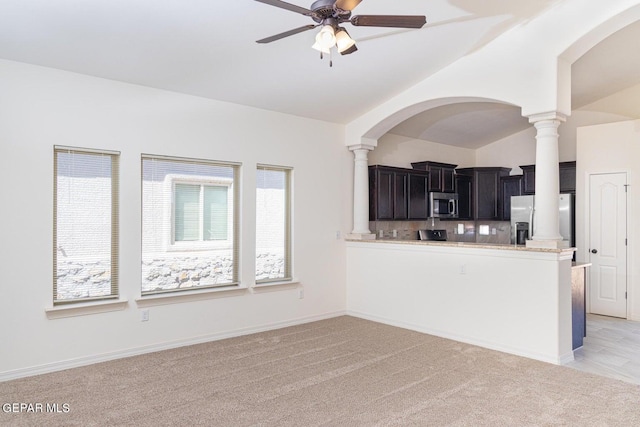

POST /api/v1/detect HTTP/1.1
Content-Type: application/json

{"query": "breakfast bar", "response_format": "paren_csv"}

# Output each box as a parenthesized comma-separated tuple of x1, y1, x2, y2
(346, 239, 576, 364)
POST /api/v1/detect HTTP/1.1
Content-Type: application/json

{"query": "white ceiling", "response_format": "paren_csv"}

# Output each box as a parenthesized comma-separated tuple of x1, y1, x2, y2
(1, 1, 639, 148)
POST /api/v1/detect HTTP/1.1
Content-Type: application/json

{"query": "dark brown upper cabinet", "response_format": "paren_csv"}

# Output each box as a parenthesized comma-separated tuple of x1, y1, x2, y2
(454, 174, 473, 220)
(559, 161, 577, 194)
(369, 165, 430, 221)
(500, 175, 523, 221)
(455, 167, 512, 220)
(520, 161, 576, 195)
(410, 161, 457, 193)
(407, 171, 430, 220)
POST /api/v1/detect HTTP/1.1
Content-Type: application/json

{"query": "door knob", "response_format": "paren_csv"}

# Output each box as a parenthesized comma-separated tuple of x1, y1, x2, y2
(591, 249, 598, 254)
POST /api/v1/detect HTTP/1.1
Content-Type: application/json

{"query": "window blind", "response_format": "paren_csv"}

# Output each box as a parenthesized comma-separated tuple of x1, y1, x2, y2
(53, 146, 119, 304)
(256, 165, 292, 283)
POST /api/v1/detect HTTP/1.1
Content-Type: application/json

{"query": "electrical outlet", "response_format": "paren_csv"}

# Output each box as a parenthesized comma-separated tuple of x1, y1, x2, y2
(336, 230, 341, 240)
(141, 309, 149, 322)
(392, 229, 398, 238)
(459, 265, 466, 275)
(298, 289, 304, 299)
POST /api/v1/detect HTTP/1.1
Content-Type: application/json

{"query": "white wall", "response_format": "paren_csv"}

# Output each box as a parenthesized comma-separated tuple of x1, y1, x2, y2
(475, 127, 537, 174)
(576, 120, 640, 321)
(475, 110, 633, 174)
(371, 102, 633, 175)
(347, 242, 574, 364)
(0, 59, 351, 379)
(368, 133, 476, 169)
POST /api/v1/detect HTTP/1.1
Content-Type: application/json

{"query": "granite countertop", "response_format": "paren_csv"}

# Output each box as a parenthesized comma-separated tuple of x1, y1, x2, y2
(347, 238, 577, 253)
(571, 262, 592, 268)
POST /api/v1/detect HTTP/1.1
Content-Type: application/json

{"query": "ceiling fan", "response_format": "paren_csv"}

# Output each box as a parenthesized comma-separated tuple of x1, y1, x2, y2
(255, 0, 426, 63)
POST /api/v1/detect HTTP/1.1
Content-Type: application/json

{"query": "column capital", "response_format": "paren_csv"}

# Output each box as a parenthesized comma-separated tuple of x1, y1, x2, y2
(527, 111, 567, 124)
(347, 143, 376, 152)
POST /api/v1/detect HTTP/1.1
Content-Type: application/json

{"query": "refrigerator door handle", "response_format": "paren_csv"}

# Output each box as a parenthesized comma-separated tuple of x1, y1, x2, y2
(529, 208, 534, 239)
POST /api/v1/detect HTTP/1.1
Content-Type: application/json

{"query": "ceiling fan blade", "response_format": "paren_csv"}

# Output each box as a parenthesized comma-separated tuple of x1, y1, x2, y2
(254, 0, 314, 16)
(335, 0, 363, 11)
(351, 15, 427, 29)
(256, 24, 318, 44)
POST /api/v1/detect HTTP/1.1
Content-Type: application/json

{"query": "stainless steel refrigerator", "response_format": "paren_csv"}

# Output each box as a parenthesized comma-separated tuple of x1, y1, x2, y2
(510, 194, 575, 247)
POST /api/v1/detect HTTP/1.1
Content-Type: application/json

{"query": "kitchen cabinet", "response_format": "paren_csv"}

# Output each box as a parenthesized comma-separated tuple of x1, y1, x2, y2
(521, 164, 536, 195)
(369, 165, 430, 220)
(500, 175, 523, 221)
(407, 171, 430, 219)
(455, 174, 473, 220)
(559, 161, 577, 193)
(410, 161, 457, 193)
(520, 161, 576, 195)
(456, 167, 511, 220)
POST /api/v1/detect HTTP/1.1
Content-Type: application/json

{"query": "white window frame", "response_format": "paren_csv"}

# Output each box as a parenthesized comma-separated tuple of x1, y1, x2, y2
(163, 174, 234, 252)
(141, 154, 241, 296)
(53, 145, 120, 305)
(255, 164, 293, 285)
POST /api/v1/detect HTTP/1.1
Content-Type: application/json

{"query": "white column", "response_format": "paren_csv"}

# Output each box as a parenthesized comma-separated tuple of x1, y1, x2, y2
(527, 112, 566, 249)
(347, 143, 376, 240)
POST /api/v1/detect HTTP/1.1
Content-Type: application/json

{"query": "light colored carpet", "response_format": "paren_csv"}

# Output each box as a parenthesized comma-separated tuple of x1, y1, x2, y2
(2, 316, 640, 426)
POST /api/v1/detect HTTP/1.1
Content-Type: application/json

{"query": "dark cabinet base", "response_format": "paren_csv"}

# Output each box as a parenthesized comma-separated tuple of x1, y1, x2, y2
(571, 265, 587, 350)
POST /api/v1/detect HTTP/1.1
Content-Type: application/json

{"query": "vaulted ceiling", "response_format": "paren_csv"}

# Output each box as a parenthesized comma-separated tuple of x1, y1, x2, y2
(1, 1, 639, 148)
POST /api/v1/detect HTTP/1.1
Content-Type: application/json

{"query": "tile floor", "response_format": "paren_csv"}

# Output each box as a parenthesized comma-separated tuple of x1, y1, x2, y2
(566, 314, 640, 385)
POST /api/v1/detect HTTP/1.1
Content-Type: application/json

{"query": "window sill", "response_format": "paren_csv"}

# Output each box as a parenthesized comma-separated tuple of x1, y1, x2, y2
(136, 285, 249, 307)
(45, 299, 129, 319)
(252, 279, 300, 293)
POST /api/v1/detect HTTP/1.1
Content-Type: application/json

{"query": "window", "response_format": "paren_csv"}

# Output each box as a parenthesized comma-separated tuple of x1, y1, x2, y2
(256, 165, 292, 283)
(174, 183, 228, 242)
(53, 146, 119, 304)
(141, 155, 240, 295)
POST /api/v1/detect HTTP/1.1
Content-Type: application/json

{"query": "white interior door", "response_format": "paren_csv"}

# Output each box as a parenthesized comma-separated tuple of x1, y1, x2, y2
(588, 173, 627, 318)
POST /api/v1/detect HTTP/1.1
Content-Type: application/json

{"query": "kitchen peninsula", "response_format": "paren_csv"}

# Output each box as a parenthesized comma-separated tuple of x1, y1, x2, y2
(346, 238, 576, 364)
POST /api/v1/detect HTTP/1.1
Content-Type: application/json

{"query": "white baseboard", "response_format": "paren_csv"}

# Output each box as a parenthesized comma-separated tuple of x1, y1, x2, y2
(0, 310, 347, 382)
(347, 310, 572, 366)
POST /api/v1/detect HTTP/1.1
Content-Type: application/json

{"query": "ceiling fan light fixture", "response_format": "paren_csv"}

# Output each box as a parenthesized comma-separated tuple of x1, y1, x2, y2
(317, 24, 336, 49)
(335, 28, 356, 53)
(312, 40, 331, 54)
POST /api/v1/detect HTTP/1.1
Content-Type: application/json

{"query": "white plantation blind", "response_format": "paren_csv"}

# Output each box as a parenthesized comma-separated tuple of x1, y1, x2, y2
(256, 165, 292, 283)
(141, 155, 240, 295)
(53, 146, 119, 304)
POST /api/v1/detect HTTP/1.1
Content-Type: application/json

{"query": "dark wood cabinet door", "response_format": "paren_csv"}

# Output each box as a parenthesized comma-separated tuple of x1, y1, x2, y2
(455, 174, 473, 220)
(559, 161, 576, 193)
(408, 172, 429, 219)
(393, 172, 408, 220)
(475, 170, 501, 219)
(521, 165, 536, 195)
(428, 166, 442, 192)
(442, 168, 455, 192)
(500, 175, 523, 220)
(375, 169, 394, 220)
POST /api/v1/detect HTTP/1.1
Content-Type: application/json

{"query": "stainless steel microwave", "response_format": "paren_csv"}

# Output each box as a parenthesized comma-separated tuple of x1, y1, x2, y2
(429, 192, 459, 218)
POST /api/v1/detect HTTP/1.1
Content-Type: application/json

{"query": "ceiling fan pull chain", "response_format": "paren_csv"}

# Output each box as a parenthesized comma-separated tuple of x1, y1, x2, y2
(329, 50, 333, 67)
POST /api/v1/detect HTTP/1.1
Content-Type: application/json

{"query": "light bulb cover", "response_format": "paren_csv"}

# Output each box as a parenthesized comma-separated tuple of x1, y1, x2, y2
(317, 25, 336, 49)
(312, 40, 330, 54)
(335, 28, 356, 53)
